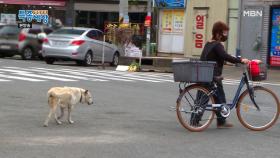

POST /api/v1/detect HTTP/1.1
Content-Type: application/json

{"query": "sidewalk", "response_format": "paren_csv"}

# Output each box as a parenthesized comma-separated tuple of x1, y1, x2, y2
(119, 56, 280, 83)
(141, 64, 280, 83)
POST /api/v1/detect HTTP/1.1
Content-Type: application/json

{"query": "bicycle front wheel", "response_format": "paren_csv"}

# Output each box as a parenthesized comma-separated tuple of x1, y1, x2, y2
(237, 86, 280, 131)
(176, 84, 215, 132)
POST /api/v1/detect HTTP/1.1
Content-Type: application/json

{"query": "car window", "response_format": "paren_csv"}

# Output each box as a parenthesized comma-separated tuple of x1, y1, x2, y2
(28, 29, 41, 35)
(96, 31, 104, 41)
(0, 25, 20, 35)
(52, 29, 85, 35)
(43, 28, 53, 34)
(86, 30, 98, 39)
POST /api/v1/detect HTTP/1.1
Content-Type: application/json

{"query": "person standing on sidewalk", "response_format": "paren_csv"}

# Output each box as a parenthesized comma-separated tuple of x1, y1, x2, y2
(200, 21, 250, 128)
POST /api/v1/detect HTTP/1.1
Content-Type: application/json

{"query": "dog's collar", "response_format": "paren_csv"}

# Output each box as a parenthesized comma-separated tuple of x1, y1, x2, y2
(80, 90, 83, 103)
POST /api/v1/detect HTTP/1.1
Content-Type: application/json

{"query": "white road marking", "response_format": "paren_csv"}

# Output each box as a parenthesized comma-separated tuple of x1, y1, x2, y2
(0, 66, 279, 86)
(0, 74, 45, 82)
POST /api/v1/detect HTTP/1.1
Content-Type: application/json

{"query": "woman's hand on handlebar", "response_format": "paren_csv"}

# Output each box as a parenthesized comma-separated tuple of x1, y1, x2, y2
(241, 58, 250, 64)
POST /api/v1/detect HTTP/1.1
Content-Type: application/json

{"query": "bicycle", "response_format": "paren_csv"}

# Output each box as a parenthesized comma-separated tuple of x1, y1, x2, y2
(174, 61, 280, 132)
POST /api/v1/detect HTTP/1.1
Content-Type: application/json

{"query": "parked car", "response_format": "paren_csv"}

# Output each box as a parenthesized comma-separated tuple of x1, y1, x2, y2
(42, 27, 120, 66)
(18, 24, 53, 59)
(0, 24, 53, 59)
(0, 24, 21, 58)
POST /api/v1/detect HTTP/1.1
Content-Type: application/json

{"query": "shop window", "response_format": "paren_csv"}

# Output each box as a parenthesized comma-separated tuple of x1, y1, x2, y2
(89, 12, 97, 27)
(76, 11, 88, 26)
(128, 13, 146, 23)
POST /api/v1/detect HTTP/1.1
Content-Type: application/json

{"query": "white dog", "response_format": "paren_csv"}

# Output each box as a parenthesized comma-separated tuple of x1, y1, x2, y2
(44, 87, 93, 127)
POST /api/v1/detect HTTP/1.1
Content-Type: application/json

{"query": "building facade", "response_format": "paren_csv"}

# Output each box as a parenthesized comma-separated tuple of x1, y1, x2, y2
(71, 0, 147, 31)
(156, 0, 186, 55)
(0, 0, 147, 31)
(239, 0, 280, 66)
(157, 0, 239, 58)
(184, 0, 234, 57)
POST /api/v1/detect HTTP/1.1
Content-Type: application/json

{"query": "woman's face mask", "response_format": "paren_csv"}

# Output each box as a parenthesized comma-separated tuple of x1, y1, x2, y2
(220, 31, 228, 42)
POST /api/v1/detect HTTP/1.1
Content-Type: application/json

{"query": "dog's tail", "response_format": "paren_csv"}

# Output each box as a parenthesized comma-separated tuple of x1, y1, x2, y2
(47, 90, 56, 107)
(48, 94, 53, 106)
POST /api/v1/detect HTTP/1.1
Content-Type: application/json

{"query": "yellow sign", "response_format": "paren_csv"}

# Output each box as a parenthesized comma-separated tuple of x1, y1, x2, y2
(161, 10, 184, 33)
(162, 10, 173, 32)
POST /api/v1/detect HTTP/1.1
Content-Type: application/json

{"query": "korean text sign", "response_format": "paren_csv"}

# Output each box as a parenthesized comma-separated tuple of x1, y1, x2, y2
(18, 10, 49, 24)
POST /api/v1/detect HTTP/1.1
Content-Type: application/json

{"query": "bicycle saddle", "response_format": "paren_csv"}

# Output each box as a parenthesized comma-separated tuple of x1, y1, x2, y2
(213, 76, 224, 82)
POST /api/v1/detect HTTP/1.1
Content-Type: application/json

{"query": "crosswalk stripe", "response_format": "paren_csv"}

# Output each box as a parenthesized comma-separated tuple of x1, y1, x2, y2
(1, 66, 279, 85)
(61, 68, 163, 82)
(0, 74, 45, 82)
(5, 67, 107, 82)
(0, 79, 11, 82)
(0, 68, 77, 81)
(34, 67, 161, 82)
(0, 69, 29, 73)
(43, 73, 107, 81)
(104, 71, 174, 82)
(14, 73, 77, 81)
(70, 68, 173, 82)
(34, 68, 134, 82)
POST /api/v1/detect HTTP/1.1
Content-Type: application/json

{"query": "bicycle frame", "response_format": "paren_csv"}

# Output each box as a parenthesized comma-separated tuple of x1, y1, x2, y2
(227, 72, 248, 109)
(205, 71, 260, 111)
(177, 65, 261, 114)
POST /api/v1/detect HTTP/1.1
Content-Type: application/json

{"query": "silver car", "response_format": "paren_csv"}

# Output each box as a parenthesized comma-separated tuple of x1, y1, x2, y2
(42, 27, 120, 66)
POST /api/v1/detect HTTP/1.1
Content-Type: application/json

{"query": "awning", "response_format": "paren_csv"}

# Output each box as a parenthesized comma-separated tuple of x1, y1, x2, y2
(0, 0, 66, 7)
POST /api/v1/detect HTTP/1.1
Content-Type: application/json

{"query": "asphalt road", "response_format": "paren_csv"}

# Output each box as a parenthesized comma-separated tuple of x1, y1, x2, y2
(0, 58, 280, 158)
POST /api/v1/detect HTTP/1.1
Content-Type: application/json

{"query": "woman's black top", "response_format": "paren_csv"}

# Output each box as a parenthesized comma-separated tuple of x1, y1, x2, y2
(200, 41, 242, 76)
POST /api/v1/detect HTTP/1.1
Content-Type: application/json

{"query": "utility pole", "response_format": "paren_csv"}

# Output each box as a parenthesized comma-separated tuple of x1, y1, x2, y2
(236, 0, 243, 58)
(146, 0, 152, 56)
(119, 0, 129, 23)
(65, 0, 75, 27)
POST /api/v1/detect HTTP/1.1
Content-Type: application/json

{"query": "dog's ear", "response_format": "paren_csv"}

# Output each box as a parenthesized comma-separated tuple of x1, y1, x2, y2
(85, 90, 88, 94)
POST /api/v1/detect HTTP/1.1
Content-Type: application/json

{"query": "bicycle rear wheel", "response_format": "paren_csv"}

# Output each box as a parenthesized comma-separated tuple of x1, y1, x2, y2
(176, 84, 215, 132)
(237, 86, 280, 131)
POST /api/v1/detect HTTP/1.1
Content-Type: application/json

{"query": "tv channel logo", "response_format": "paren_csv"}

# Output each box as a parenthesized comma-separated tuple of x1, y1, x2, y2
(243, 10, 263, 17)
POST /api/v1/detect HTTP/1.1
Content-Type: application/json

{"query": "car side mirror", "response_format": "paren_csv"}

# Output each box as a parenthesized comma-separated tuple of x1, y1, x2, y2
(37, 32, 47, 41)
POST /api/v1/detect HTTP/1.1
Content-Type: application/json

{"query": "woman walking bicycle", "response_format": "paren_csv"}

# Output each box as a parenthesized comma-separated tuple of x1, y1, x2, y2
(173, 21, 280, 132)
(199, 21, 249, 128)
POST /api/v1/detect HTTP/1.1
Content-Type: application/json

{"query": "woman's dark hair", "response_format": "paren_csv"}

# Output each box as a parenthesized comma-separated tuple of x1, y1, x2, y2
(212, 21, 229, 40)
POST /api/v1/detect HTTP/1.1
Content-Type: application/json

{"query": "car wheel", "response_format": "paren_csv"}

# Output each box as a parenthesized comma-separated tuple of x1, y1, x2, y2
(0, 54, 6, 58)
(76, 60, 83, 66)
(81, 52, 92, 66)
(38, 55, 44, 60)
(110, 52, 119, 66)
(45, 58, 55, 64)
(22, 47, 33, 60)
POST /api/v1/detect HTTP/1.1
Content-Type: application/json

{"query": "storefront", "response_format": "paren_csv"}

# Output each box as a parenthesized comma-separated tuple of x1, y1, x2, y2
(74, 0, 147, 31)
(155, 0, 185, 55)
(239, 0, 280, 66)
